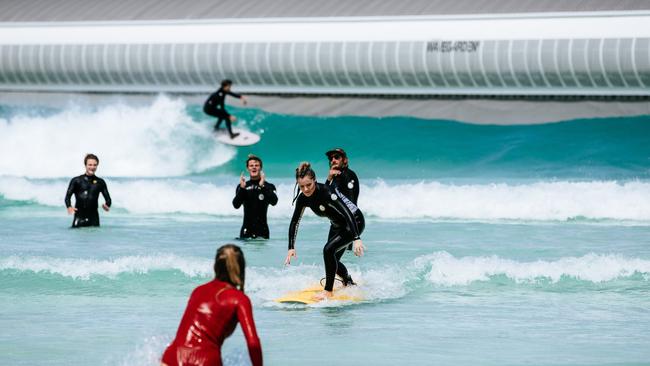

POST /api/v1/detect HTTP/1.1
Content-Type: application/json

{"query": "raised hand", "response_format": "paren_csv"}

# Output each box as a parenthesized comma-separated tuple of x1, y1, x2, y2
(240, 172, 246, 188)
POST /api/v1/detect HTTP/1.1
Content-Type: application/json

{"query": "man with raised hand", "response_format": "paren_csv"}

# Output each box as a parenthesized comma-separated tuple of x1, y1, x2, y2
(232, 154, 278, 239)
(64, 153, 111, 228)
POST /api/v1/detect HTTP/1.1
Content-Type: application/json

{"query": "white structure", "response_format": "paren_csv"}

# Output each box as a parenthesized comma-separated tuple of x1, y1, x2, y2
(1, 12, 649, 95)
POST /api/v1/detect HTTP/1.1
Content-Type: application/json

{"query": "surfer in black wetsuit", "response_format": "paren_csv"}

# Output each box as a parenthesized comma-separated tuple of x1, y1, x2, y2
(326, 147, 361, 252)
(204, 79, 248, 139)
(285, 162, 365, 301)
(64, 154, 111, 228)
(326, 147, 359, 204)
(233, 155, 278, 239)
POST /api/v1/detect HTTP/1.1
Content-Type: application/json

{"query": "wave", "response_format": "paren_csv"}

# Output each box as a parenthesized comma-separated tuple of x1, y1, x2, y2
(3, 252, 648, 302)
(414, 252, 650, 286)
(0, 96, 235, 178)
(3, 97, 650, 181)
(0, 254, 212, 280)
(2, 177, 650, 221)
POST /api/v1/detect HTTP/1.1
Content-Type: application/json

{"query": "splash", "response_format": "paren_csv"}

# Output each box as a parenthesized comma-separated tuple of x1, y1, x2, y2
(0, 96, 235, 178)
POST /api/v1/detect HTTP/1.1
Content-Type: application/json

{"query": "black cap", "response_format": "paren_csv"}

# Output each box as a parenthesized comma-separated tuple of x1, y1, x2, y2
(325, 148, 347, 159)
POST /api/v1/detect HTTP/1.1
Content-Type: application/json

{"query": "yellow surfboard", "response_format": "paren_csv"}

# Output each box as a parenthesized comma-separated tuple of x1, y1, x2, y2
(275, 284, 365, 305)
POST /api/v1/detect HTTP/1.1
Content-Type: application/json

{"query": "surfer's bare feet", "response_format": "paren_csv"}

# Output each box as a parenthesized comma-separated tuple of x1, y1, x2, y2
(313, 290, 333, 301)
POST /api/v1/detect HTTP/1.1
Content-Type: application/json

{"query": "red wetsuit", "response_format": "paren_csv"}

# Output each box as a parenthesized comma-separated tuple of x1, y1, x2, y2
(161, 280, 262, 366)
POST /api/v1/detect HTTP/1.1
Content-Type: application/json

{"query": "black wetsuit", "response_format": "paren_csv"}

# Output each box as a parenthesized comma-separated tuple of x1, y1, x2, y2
(326, 167, 360, 205)
(233, 179, 278, 239)
(203, 87, 242, 137)
(326, 166, 360, 251)
(289, 183, 365, 291)
(64, 174, 111, 228)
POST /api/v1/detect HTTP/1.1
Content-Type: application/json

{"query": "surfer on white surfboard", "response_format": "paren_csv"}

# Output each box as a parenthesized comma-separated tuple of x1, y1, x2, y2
(204, 79, 248, 139)
(285, 162, 365, 301)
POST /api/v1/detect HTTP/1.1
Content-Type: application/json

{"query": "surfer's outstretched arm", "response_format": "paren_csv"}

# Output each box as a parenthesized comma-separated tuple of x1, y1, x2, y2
(286, 199, 306, 264)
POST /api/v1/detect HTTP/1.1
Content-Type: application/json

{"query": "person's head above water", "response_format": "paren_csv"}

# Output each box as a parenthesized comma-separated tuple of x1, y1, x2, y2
(221, 79, 233, 92)
(326, 148, 348, 170)
(246, 154, 263, 179)
(295, 162, 317, 197)
(84, 153, 99, 176)
(214, 244, 246, 291)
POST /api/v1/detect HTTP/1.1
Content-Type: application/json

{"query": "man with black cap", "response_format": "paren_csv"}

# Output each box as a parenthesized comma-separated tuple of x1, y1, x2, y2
(325, 147, 361, 284)
(326, 147, 360, 204)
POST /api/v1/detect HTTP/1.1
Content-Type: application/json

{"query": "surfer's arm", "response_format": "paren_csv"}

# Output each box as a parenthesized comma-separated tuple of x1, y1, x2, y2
(100, 179, 112, 207)
(226, 91, 248, 105)
(64, 177, 76, 208)
(265, 183, 278, 206)
(288, 203, 306, 250)
(235, 294, 263, 366)
(233, 186, 246, 209)
(227, 91, 242, 99)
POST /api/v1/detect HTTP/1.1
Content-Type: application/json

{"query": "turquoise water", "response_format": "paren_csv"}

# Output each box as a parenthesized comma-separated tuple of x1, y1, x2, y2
(1, 96, 650, 365)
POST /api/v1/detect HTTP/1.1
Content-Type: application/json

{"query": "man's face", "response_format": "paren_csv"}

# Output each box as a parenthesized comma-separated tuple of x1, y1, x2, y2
(85, 159, 98, 175)
(223, 84, 231, 92)
(329, 154, 345, 169)
(247, 160, 261, 178)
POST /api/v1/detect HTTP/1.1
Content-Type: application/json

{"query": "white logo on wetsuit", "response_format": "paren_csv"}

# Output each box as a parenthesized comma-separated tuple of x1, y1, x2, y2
(334, 188, 358, 213)
(348, 180, 355, 189)
(258, 194, 265, 200)
(330, 194, 338, 201)
(319, 205, 326, 211)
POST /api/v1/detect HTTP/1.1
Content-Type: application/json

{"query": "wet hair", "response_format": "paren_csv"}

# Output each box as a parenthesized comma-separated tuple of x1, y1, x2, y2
(295, 162, 316, 181)
(221, 79, 233, 88)
(246, 154, 263, 169)
(293, 162, 316, 204)
(214, 244, 246, 291)
(84, 153, 99, 165)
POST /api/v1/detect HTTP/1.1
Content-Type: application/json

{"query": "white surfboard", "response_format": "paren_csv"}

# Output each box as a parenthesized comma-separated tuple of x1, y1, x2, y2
(214, 128, 260, 146)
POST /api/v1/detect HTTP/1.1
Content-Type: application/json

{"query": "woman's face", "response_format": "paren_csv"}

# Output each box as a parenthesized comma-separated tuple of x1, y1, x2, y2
(298, 176, 316, 197)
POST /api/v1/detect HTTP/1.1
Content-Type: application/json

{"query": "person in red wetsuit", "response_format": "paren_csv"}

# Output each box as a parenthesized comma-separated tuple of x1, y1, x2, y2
(161, 244, 262, 366)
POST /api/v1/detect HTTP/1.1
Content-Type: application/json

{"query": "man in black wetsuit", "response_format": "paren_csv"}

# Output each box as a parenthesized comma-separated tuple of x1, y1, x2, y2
(326, 147, 361, 254)
(64, 154, 111, 228)
(325, 147, 359, 204)
(204, 79, 248, 139)
(232, 155, 278, 239)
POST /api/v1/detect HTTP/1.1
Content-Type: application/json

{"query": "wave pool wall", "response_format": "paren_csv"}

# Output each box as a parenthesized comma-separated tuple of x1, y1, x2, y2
(1, 12, 649, 96)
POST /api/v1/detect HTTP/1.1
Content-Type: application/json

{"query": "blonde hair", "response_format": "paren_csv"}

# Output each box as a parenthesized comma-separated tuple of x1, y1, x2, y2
(214, 244, 246, 291)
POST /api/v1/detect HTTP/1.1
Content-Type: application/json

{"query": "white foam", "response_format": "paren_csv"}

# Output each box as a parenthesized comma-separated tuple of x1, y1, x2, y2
(0, 254, 408, 305)
(0, 96, 234, 178)
(0, 254, 212, 280)
(247, 264, 408, 306)
(417, 251, 650, 286)
(118, 336, 171, 366)
(361, 180, 650, 221)
(118, 335, 250, 366)
(2, 177, 650, 221)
